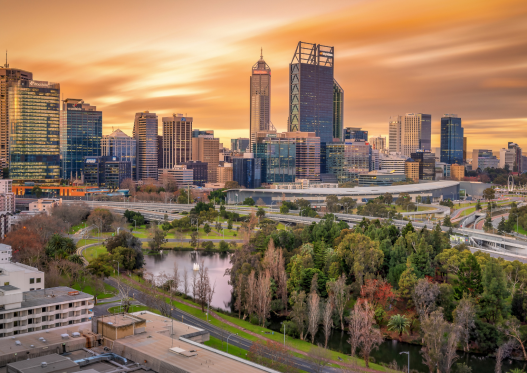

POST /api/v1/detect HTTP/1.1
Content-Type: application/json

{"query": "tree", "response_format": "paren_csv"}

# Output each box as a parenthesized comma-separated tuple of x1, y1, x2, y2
(328, 274, 351, 330)
(203, 223, 211, 237)
(412, 278, 440, 318)
(45, 234, 76, 260)
(443, 215, 453, 227)
(87, 254, 114, 278)
(306, 345, 332, 373)
(454, 254, 483, 299)
(307, 274, 321, 344)
(147, 224, 167, 251)
(256, 270, 272, 326)
(325, 195, 339, 213)
(453, 296, 476, 352)
(248, 339, 295, 372)
(256, 207, 266, 218)
(87, 208, 115, 232)
(387, 314, 410, 338)
(195, 260, 211, 312)
(104, 231, 144, 269)
(339, 197, 356, 213)
(398, 260, 418, 303)
(243, 197, 255, 206)
(498, 217, 506, 235)
(420, 310, 460, 373)
(347, 302, 363, 357)
(321, 296, 334, 348)
(476, 200, 482, 210)
(189, 231, 199, 249)
(495, 340, 517, 373)
(383, 193, 393, 205)
(499, 318, 527, 360)
(227, 219, 233, 230)
(290, 290, 307, 340)
(280, 205, 289, 214)
(32, 185, 43, 198)
(479, 260, 509, 323)
(355, 301, 383, 368)
(224, 180, 240, 189)
(483, 187, 495, 201)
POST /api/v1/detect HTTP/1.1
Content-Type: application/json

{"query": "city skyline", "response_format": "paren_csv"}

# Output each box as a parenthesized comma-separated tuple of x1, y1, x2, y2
(1, 0, 526, 151)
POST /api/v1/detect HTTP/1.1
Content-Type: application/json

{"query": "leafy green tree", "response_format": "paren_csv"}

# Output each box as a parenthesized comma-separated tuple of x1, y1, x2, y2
(104, 231, 143, 269)
(219, 241, 229, 252)
(401, 221, 414, 237)
(256, 207, 266, 218)
(387, 314, 410, 337)
(498, 217, 506, 235)
(112, 246, 137, 271)
(178, 189, 192, 204)
(32, 185, 43, 198)
(475, 201, 482, 210)
(454, 254, 483, 299)
(147, 225, 167, 251)
(45, 234, 76, 259)
(227, 219, 233, 229)
(409, 238, 434, 278)
(280, 205, 289, 214)
(443, 215, 453, 227)
(483, 187, 495, 201)
(203, 223, 211, 236)
(243, 197, 255, 206)
(87, 254, 114, 278)
(511, 290, 527, 322)
(190, 231, 198, 249)
(325, 195, 339, 213)
(398, 260, 417, 303)
(478, 259, 509, 323)
(483, 214, 493, 232)
(383, 193, 393, 205)
(202, 241, 214, 251)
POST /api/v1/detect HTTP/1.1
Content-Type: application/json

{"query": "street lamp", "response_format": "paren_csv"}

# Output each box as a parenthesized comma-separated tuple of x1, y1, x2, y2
(132, 219, 137, 232)
(399, 351, 409, 373)
(281, 322, 286, 347)
(226, 333, 238, 353)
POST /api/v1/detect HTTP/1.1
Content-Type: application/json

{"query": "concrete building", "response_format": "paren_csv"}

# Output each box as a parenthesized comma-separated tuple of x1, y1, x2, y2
(0, 64, 33, 165)
(278, 132, 320, 181)
(28, 198, 61, 215)
(8, 80, 61, 182)
(7, 354, 80, 373)
(233, 153, 261, 189)
(499, 148, 516, 170)
(192, 133, 219, 183)
(411, 150, 436, 180)
(60, 99, 102, 180)
(401, 113, 431, 156)
(133, 112, 158, 180)
(344, 127, 368, 141)
(181, 160, 208, 187)
(83, 156, 132, 188)
(157, 165, 193, 187)
(472, 149, 498, 170)
(358, 171, 406, 186)
(508, 142, 523, 173)
(333, 80, 344, 141)
(388, 116, 402, 153)
(157, 135, 163, 169)
(380, 155, 406, 174)
(250, 52, 271, 147)
(405, 159, 420, 183)
(451, 163, 465, 181)
(101, 129, 136, 180)
(370, 136, 386, 151)
(326, 141, 371, 184)
(0, 180, 14, 213)
(161, 114, 192, 168)
(217, 163, 233, 184)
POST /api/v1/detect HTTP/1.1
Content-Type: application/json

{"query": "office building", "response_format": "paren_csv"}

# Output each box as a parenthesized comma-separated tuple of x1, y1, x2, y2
(500, 148, 516, 170)
(463, 137, 468, 163)
(402, 113, 431, 156)
(101, 129, 136, 180)
(162, 114, 192, 168)
(326, 141, 371, 184)
(411, 150, 435, 180)
(28, 198, 61, 215)
(471, 149, 496, 170)
(133, 111, 158, 180)
(192, 129, 213, 138)
(388, 116, 402, 153)
(0, 180, 14, 212)
(233, 153, 261, 189)
(451, 164, 465, 181)
(405, 159, 420, 183)
(358, 171, 406, 186)
(333, 80, 344, 140)
(217, 163, 233, 184)
(60, 99, 102, 180)
(8, 80, 60, 182)
(278, 132, 320, 181)
(478, 156, 499, 170)
(370, 136, 386, 151)
(182, 160, 208, 186)
(254, 133, 296, 183)
(380, 154, 406, 174)
(231, 138, 250, 153)
(0, 64, 33, 165)
(344, 127, 368, 141)
(508, 142, 522, 173)
(192, 133, 219, 183)
(371, 149, 380, 171)
(250, 52, 272, 147)
(84, 156, 131, 188)
(158, 165, 193, 187)
(440, 114, 463, 165)
(157, 135, 163, 169)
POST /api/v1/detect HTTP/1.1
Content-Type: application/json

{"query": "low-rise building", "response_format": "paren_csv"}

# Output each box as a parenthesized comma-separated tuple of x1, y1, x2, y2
(451, 164, 465, 181)
(158, 165, 193, 187)
(217, 163, 233, 184)
(358, 171, 407, 186)
(405, 159, 419, 183)
(28, 198, 61, 215)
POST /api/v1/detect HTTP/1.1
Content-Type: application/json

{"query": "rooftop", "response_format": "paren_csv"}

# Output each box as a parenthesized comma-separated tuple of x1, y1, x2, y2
(21, 287, 92, 308)
(0, 262, 43, 274)
(7, 353, 78, 373)
(0, 285, 19, 291)
(98, 313, 143, 327)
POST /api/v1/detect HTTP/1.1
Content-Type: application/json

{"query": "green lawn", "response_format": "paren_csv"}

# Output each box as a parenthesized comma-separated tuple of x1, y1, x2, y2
(84, 245, 107, 261)
(108, 305, 149, 313)
(68, 222, 86, 234)
(514, 224, 527, 235)
(77, 239, 100, 248)
(204, 336, 249, 359)
(71, 282, 116, 300)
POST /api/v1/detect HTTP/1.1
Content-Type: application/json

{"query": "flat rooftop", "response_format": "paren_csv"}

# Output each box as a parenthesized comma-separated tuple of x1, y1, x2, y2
(0, 262, 43, 274)
(22, 287, 93, 308)
(98, 313, 143, 327)
(7, 353, 78, 373)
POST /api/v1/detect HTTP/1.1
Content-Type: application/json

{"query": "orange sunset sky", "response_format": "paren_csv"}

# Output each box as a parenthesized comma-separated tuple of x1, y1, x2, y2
(1, 0, 526, 152)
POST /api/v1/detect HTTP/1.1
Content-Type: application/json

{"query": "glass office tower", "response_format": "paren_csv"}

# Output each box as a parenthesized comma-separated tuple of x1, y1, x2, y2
(8, 80, 60, 182)
(326, 141, 372, 183)
(333, 80, 344, 140)
(253, 134, 296, 183)
(102, 129, 137, 180)
(440, 115, 463, 165)
(133, 111, 158, 180)
(344, 127, 368, 141)
(60, 98, 102, 180)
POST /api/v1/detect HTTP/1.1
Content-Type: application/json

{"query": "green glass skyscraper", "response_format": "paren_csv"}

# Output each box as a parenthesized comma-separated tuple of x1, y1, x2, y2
(8, 80, 61, 182)
(440, 114, 463, 165)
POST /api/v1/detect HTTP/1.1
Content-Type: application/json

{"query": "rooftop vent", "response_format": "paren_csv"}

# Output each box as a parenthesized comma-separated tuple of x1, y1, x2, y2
(61, 334, 69, 339)
(72, 332, 81, 337)
(15, 340, 21, 346)
(41, 339, 46, 343)
(38, 337, 44, 341)
(41, 362, 47, 368)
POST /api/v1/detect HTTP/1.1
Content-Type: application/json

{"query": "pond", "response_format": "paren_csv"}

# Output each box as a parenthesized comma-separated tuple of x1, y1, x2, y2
(142, 250, 233, 311)
(143, 251, 527, 373)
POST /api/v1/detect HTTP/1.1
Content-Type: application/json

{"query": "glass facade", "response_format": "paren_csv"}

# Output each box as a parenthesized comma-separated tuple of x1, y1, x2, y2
(440, 115, 463, 165)
(133, 112, 158, 180)
(254, 136, 296, 183)
(162, 114, 192, 168)
(411, 150, 436, 180)
(333, 80, 344, 140)
(102, 129, 136, 180)
(326, 141, 372, 183)
(84, 156, 131, 188)
(233, 156, 262, 189)
(344, 127, 368, 141)
(60, 99, 102, 180)
(8, 80, 60, 182)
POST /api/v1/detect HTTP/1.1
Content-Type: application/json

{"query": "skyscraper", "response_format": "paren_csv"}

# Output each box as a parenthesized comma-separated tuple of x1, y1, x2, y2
(60, 98, 102, 180)
(388, 116, 402, 153)
(370, 136, 386, 151)
(133, 111, 158, 180)
(326, 141, 372, 183)
(250, 51, 271, 147)
(463, 137, 467, 163)
(288, 42, 334, 145)
(8, 80, 60, 182)
(440, 114, 463, 165)
(333, 80, 344, 140)
(192, 132, 219, 183)
(253, 133, 296, 184)
(344, 127, 368, 141)
(508, 142, 522, 173)
(102, 129, 137, 179)
(0, 63, 33, 164)
(162, 114, 192, 168)
(278, 132, 320, 181)
(231, 138, 250, 153)
(402, 113, 431, 157)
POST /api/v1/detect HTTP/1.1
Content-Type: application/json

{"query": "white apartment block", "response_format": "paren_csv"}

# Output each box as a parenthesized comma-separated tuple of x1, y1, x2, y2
(380, 155, 407, 174)
(0, 262, 44, 292)
(499, 148, 515, 169)
(388, 116, 402, 153)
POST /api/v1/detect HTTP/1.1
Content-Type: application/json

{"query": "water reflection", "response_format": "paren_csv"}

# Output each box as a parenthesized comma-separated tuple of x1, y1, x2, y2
(142, 250, 233, 311)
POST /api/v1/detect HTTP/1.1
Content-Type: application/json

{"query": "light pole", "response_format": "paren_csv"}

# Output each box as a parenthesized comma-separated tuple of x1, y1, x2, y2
(281, 322, 286, 347)
(113, 260, 120, 276)
(132, 219, 137, 232)
(399, 351, 409, 373)
(226, 333, 237, 353)
(171, 308, 174, 347)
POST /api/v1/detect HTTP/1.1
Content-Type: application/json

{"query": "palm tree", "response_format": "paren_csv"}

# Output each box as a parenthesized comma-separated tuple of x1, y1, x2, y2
(387, 314, 410, 338)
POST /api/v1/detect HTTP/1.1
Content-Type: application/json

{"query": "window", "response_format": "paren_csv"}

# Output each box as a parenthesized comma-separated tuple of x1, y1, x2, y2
(42, 325, 48, 330)
(13, 312, 18, 317)
(41, 307, 46, 313)
(14, 321, 18, 327)
(14, 330, 18, 335)
(55, 314, 59, 320)
(28, 309, 33, 315)
(55, 305, 60, 310)
(28, 328, 34, 332)
(68, 320, 73, 325)
(0, 324, 3, 329)
(42, 316, 47, 322)
(81, 301, 86, 306)
(30, 288, 34, 291)
(36, 278, 41, 283)
(0, 314, 3, 320)
(29, 278, 34, 284)
(55, 323, 60, 328)
(68, 302, 73, 308)
(28, 319, 32, 325)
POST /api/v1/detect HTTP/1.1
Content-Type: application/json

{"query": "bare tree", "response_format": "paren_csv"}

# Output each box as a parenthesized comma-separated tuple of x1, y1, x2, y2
(356, 301, 384, 368)
(234, 274, 245, 319)
(172, 263, 181, 295)
(347, 302, 364, 357)
(321, 295, 334, 348)
(306, 345, 332, 373)
(114, 276, 132, 312)
(196, 261, 210, 311)
(207, 280, 216, 311)
(307, 274, 321, 344)
(495, 340, 517, 373)
(256, 270, 272, 326)
(245, 270, 257, 318)
(413, 278, 440, 318)
(499, 318, 527, 360)
(329, 274, 351, 330)
(453, 296, 476, 352)
(420, 309, 460, 373)
(183, 267, 189, 296)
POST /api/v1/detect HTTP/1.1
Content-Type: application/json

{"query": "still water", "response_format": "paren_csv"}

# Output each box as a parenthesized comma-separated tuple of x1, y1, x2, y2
(142, 250, 233, 311)
(143, 251, 526, 373)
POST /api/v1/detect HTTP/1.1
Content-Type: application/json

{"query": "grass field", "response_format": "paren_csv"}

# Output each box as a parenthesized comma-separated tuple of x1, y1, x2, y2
(77, 239, 100, 248)
(203, 336, 249, 359)
(68, 222, 86, 234)
(108, 305, 149, 313)
(514, 224, 527, 235)
(71, 282, 116, 300)
(83, 245, 107, 261)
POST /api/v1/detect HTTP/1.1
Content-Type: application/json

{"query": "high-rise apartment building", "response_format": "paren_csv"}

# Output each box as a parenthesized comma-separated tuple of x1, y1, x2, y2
(217, 163, 233, 184)
(9, 80, 60, 182)
(326, 141, 372, 184)
(157, 135, 163, 169)
(388, 116, 402, 153)
(508, 142, 522, 173)
(162, 114, 192, 168)
(278, 132, 320, 181)
(289, 42, 334, 173)
(192, 133, 219, 183)
(84, 156, 131, 188)
(333, 80, 344, 140)
(250, 52, 271, 147)
(499, 148, 516, 170)
(60, 99, 102, 180)
(231, 138, 250, 153)
(133, 111, 158, 180)
(402, 113, 431, 157)
(370, 136, 386, 151)
(0, 64, 33, 164)
(102, 129, 136, 180)
(253, 133, 296, 184)
(440, 114, 463, 165)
